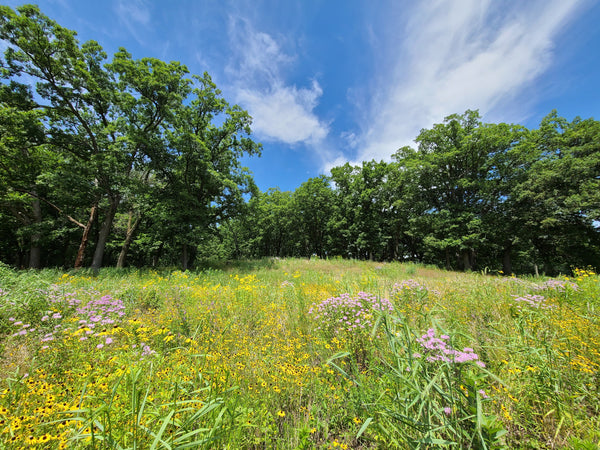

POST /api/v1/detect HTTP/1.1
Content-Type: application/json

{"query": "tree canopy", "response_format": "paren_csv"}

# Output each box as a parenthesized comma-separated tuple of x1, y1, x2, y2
(0, 4, 260, 270)
(224, 110, 599, 275)
(1, 5, 598, 274)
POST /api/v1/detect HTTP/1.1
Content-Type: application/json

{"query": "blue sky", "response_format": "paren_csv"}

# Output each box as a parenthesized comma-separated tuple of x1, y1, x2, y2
(4, 0, 600, 192)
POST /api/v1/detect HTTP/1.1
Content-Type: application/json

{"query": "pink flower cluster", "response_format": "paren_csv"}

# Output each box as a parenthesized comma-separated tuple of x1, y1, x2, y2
(512, 294, 555, 310)
(309, 291, 394, 335)
(532, 279, 579, 292)
(391, 279, 434, 302)
(391, 279, 427, 295)
(415, 328, 485, 368)
(9, 317, 36, 337)
(76, 294, 125, 328)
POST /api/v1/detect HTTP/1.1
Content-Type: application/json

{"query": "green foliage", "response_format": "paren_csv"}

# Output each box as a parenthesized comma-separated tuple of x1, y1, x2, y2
(223, 109, 598, 275)
(370, 315, 507, 449)
(0, 4, 599, 275)
(0, 260, 599, 447)
(0, 4, 261, 271)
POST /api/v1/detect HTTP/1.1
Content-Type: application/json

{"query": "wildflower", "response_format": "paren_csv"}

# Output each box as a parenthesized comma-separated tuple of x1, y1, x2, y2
(141, 344, 156, 357)
(512, 294, 554, 310)
(416, 329, 485, 367)
(309, 292, 393, 336)
(277, 410, 285, 417)
(443, 407, 452, 415)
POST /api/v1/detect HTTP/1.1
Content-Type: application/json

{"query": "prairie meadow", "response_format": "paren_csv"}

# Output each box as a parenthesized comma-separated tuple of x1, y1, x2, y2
(0, 259, 598, 449)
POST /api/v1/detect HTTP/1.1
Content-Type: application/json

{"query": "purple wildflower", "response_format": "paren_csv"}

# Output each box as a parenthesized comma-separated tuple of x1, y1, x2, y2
(512, 294, 555, 310)
(309, 292, 393, 336)
(416, 329, 486, 368)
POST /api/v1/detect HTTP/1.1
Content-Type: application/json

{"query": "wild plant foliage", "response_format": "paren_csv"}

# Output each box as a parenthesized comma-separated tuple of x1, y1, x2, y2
(0, 260, 598, 448)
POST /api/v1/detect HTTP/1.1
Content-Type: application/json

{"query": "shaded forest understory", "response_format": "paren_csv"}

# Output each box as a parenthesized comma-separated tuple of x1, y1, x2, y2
(1, 5, 599, 275)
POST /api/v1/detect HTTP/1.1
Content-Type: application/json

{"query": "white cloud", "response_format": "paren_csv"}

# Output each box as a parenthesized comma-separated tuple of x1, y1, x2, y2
(226, 17, 328, 145)
(352, 0, 584, 163)
(237, 80, 327, 144)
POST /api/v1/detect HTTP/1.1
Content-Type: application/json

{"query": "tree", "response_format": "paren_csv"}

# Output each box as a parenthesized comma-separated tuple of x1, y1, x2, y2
(0, 81, 46, 267)
(478, 123, 530, 274)
(1, 5, 261, 270)
(100, 48, 191, 268)
(516, 111, 600, 273)
(410, 110, 490, 270)
(292, 175, 334, 257)
(161, 73, 260, 269)
(0, 5, 118, 268)
(389, 146, 431, 261)
(328, 161, 392, 260)
(250, 188, 295, 258)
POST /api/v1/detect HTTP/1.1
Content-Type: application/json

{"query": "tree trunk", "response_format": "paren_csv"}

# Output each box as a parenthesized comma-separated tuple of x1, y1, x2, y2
(461, 250, 472, 271)
(116, 212, 142, 268)
(182, 243, 189, 270)
(226, 222, 240, 259)
(502, 244, 512, 275)
(16, 249, 25, 268)
(91, 195, 120, 270)
(29, 195, 42, 269)
(152, 242, 164, 268)
(75, 204, 98, 269)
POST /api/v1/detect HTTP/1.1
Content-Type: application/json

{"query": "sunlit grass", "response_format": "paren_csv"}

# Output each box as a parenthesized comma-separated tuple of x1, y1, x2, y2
(0, 260, 598, 448)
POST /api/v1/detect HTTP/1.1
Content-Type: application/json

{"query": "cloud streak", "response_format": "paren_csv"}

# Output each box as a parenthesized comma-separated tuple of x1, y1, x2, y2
(353, 0, 584, 163)
(226, 17, 328, 145)
(114, 0, 152, 47)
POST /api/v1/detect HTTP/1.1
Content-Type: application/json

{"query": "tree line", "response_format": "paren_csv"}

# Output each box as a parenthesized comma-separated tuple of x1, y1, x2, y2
(1, 5, 599, 274)
(226, 109, 599, 274)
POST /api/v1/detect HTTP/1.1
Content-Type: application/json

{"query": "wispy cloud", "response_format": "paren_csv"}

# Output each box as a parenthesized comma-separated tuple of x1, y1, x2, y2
(226, 17, 328, 145)
(352, 0, 585, 163)
(114, 0, 151, 47)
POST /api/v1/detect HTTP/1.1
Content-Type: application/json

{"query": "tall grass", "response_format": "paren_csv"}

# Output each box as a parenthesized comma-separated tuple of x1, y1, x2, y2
(0, 260, 598, 448)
